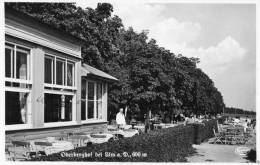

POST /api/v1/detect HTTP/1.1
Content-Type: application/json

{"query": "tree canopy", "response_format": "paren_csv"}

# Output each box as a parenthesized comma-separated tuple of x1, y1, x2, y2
(6, 2, 228, 121)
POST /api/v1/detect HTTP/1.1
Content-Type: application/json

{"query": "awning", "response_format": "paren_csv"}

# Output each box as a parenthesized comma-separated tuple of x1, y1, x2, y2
(81, 64, 118, 82)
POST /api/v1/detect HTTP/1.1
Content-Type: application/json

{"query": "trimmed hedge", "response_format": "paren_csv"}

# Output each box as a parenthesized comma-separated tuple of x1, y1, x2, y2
(30, 119, 218, 162)
(190, 119, 218, 144)
(246, 149, 256, 162)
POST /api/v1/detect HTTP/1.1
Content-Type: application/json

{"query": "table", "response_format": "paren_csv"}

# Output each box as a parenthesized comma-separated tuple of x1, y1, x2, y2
(32, 138, 74, 155)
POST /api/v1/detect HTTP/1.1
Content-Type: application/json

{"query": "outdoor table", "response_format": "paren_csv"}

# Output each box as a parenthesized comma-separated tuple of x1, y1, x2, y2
(108, 129, 139, 138)
(165, 124, 177, 128)
(44, 141, 74, 155)
(107, 125, 118, 130)
(71, 133, 114, 145)
(134, 125, 145, 131)
(220, 124, 230, 130)
(32, 138, 74, 155)
(153, 123, 162, 129)
(120, 129, 139, 137)
(86, 133, 114, 144)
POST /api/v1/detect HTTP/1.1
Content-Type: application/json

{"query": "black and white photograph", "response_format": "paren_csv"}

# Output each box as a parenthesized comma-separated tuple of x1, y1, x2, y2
(1, 0, 258, 163)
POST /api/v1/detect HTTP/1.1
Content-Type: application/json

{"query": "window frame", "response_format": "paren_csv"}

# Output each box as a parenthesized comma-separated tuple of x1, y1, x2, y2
(44, 55, 54, 84)
(56, 58, 65, 86)
(67, 61, 75, 87)
(5, 42, 32, 84)
(43, 91, 76, 126)
(5, 42, 32, 130)
(81, 79, 104, 123)
(44, 54, 76, 90)
(43, 53, 77, 126)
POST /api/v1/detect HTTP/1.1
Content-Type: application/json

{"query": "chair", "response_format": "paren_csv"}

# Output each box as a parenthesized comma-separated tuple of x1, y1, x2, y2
(67, 136, 83, 148)
(60, 131, 74, 140)
(212, 128, 224, 144)
(8, 141, 36, 161)
(217, 121, 227, 133)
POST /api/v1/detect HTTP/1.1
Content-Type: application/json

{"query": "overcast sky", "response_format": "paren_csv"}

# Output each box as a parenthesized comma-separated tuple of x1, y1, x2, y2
(77, 1, 256, 111)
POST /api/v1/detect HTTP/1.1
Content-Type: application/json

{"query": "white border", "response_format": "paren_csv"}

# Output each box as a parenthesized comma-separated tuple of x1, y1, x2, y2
(1, 0, 259, 165)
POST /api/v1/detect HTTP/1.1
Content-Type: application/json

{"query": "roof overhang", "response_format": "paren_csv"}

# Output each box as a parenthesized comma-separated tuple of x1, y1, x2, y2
(81, 64, 118, 83)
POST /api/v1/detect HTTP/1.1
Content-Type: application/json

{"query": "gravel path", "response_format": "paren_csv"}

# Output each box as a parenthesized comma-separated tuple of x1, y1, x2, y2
(187, 142, 251, 162)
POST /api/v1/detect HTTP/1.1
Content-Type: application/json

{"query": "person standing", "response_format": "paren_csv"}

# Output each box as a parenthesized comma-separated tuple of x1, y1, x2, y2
(116, 108, 126, 129)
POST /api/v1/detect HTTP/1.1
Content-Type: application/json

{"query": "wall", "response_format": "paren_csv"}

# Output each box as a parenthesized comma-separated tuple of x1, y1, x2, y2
(5, 11, 109, 139)
(5, 10, 81, 58)
(6, 122, 108, 142)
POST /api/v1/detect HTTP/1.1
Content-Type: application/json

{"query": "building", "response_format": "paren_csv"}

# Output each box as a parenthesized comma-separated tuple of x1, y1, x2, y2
(5, 8, 117, 141)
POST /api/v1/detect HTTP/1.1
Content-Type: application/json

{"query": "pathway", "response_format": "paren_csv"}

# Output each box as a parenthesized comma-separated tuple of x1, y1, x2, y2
(187, 142, 251, 162)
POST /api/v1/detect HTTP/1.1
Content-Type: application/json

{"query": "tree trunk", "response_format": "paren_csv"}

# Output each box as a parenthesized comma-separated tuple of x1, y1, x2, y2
(145, 108, 151, 133)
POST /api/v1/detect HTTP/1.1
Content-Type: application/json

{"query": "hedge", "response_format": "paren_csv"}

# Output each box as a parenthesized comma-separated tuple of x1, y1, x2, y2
(246, 149, 256, 162)
(30, 119, 218, 162)
(190, 119, 218, 144)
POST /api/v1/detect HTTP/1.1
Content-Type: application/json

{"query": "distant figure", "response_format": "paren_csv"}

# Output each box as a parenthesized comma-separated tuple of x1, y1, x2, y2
(116, 108, 126, 129)
(233, 117, 240, 124)
(246, 116, 251, 127)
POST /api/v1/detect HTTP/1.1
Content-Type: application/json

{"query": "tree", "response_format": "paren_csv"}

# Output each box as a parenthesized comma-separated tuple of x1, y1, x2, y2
(6, 2, 226, 122)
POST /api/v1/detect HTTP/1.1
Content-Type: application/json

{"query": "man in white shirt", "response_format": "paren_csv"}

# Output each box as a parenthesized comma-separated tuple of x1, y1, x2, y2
(116, 108, 126, 129)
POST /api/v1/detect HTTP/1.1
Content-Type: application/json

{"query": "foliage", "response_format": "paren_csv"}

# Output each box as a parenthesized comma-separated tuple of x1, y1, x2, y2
(189, 119, 218, 144)
(224, 107, 256, 115)
(6, 2, 225, 120)
(246, 149, 256, 162)
(30, 119, 219, 161)
(30, 125, 195, 162)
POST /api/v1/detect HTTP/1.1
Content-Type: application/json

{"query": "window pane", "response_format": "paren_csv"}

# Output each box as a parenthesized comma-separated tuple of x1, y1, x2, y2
(16, 51, 27, 80)
(67, 63, 74, 86)
(56, 60, 64, 85)
(44, 57, 53, 84)
(5, 48, 12, 78)
(81, 79, 86, 120)
(44, 93, 61, 123)
(97, 101, 102, 119)
(5, 91, 28, 125)
(88, 82, 94, 100)
(64, 95, 73, 121)
(44, 94, 73, 122)
(96, 83, 102, 100)
(87, 101, 94, 119)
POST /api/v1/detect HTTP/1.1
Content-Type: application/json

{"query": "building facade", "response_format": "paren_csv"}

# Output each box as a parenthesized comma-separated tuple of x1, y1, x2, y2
(5, 8, 117, 140)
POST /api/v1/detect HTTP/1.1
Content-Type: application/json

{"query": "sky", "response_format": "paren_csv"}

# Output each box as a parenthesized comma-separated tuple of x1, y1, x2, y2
(76, 1, 256, 111)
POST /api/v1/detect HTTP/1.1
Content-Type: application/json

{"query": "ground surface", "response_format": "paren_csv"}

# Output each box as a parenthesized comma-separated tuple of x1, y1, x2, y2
(187, 142, 251, 163)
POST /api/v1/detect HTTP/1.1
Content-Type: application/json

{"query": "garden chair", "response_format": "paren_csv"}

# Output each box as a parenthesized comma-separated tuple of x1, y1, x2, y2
(67, 136, 85, 148)
(8, 141, 36, 161)
(60, 130, 75, 140)
(212, 128, 224, 144)
(232, 132, 246, 145)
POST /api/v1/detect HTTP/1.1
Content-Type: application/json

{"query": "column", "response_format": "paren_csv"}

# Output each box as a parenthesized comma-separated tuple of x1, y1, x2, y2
(31, 47, 45, 128)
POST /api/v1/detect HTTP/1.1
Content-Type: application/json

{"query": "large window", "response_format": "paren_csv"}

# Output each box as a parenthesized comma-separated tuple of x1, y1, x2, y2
(44, 93, 73, 123)
(44, 54, 76, 124)
(81, 80, 103, 120)
(44, 55, 75, 87)
(5, 42, 31, 127)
